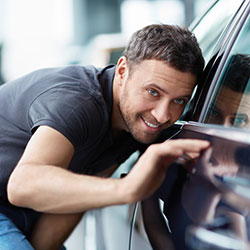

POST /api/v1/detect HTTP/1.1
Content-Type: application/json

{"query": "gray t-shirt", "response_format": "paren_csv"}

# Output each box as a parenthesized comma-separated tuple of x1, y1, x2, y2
(0, 64, 142, 205)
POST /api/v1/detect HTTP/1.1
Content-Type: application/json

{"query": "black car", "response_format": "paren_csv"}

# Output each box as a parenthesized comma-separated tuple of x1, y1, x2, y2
(129, 0, 250, 249)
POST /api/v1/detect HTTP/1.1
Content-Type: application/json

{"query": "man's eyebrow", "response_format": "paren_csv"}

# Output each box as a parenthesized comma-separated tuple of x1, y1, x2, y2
(149, 83, 191, 98)
(235, 113, 248, 119)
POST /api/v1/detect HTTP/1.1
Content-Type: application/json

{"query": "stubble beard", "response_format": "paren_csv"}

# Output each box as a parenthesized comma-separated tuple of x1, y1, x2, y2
(118, 100, 160, 144)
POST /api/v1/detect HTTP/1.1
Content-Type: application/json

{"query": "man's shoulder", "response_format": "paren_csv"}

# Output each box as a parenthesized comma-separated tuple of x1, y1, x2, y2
(37, 64, 115, 99)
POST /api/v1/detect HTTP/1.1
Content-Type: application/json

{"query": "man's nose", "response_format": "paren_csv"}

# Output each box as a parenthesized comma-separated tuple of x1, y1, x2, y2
(151, 102, 170, 124)
(224, 116, 234, 127)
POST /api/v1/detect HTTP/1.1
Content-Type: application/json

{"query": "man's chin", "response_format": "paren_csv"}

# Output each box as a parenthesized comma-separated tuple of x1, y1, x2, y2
(132, 133, 160, 145)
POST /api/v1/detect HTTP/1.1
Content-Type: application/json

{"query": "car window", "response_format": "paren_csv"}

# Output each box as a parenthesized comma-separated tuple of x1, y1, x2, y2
(192, 0, 243, 63)
(179, 0, 244, 121)
(203, 15, 250, 129)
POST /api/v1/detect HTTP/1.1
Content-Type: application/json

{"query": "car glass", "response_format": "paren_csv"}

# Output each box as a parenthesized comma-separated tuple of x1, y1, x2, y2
(192, 0, 242, 63)
(179, 0, 243, 121)
(204, 15, 250, 129)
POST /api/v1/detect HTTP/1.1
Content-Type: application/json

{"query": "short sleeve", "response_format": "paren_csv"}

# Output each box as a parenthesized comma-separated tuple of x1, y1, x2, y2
(28, 84, 107, 147)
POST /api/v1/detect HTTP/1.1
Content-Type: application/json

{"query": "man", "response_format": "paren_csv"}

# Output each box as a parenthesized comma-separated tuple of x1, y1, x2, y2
(0, 24, 209, 249)
(206, 54, 250, 128)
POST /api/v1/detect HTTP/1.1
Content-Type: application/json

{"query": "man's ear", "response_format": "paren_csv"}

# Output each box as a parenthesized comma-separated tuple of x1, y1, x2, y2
(115, 56, 129, 86)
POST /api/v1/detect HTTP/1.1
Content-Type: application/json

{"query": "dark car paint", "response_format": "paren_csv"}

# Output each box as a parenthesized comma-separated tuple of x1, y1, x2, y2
(140, 122, 250, 250)
(165, 123, 250, 249)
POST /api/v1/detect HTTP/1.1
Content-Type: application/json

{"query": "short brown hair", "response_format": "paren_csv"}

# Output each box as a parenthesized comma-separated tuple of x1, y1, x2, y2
(123, 24, 204, 80)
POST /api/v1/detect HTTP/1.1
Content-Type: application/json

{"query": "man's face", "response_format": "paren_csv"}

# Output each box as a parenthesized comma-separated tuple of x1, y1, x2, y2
(116, 58, 196, 144)
(206, 87, 250, 128)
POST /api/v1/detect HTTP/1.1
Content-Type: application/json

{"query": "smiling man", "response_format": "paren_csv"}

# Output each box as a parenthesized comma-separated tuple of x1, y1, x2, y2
(114, 59, 196, 144)
(0, 24, 209, 249)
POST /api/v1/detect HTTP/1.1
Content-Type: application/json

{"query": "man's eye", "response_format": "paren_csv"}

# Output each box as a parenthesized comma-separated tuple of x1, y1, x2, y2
(233, 114, 248, 127)
(148, 89, 159, 97)
(173, 99, 185, 105)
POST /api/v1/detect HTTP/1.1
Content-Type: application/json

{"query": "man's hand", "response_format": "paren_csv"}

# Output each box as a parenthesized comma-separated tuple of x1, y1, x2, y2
(119, 139, 210, 203)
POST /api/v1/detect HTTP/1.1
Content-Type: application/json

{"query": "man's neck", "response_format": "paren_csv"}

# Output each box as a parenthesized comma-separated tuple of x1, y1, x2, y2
(112, 74, 127, 139)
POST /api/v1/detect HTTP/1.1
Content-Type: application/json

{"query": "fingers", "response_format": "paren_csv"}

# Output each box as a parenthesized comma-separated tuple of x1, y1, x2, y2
(121, 139, 210, 203)
(159, 139, 210, 158)
(168, 139, 210, 150)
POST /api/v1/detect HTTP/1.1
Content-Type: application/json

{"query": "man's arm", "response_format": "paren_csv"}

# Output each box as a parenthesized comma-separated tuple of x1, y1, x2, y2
(7, 125, 210, 213)
(7, 125, 124, 213)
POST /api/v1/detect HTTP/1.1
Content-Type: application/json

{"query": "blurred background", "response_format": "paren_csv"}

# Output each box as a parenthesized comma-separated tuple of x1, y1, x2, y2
(0, 0, 213, 84)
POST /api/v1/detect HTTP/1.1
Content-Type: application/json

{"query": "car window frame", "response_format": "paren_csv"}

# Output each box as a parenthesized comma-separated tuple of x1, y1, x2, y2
(190, 0, 245, 64)
(180, 0, 247, 122)
(193, 0, 250, 123)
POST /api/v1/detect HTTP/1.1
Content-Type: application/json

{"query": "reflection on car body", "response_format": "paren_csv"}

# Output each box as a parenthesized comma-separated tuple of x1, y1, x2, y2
(146, 123, 250, 250)
(178, 124, 250, 249)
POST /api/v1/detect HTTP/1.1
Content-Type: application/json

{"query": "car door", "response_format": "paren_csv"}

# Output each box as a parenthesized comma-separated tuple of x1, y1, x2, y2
(129, 1, 250, 250)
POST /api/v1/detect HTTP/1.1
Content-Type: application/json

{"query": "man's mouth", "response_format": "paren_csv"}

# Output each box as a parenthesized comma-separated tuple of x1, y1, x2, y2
(142, 118, 160, 129)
